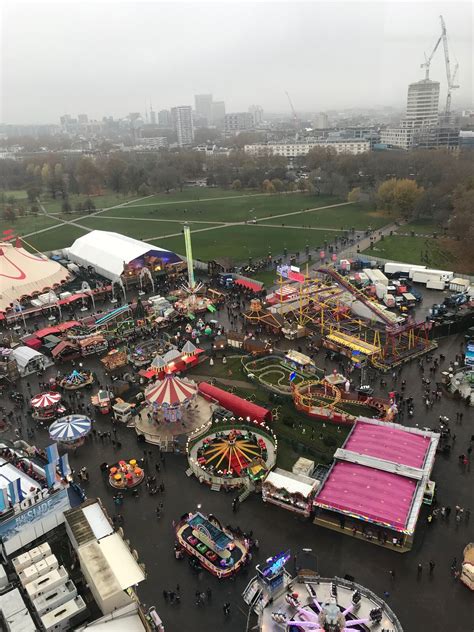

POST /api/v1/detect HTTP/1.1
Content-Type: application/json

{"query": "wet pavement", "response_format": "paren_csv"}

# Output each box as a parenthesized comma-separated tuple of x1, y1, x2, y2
(1, 314, 473, 632)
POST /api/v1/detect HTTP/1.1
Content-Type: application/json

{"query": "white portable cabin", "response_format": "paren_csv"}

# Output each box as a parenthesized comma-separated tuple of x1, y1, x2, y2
(40, 595, 87, 632)
(412, 268, 454, 285)
(384, 262, 426, 277)
(449, 278, 470, 293)
(363, 268, 389, 286)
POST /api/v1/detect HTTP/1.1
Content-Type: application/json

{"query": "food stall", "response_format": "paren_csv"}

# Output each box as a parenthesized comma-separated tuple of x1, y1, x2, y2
(112, 400, 135, 424)
(79, 335, 108, 357)
(91, 389, 112, 414)
(100, 349, 128, 373)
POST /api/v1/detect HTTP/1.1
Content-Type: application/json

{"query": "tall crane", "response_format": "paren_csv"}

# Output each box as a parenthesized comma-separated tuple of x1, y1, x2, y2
(285, 91, 298, 124)
(439, 15, 459, 119)
(420, 34, 442, 80)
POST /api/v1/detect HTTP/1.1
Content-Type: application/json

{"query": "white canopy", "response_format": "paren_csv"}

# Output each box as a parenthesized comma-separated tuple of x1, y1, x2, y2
(65, 231, 181, 280)
(11, 346, 44, 369)
(263, 468, 319, 498)
(0, 241, 69, 312)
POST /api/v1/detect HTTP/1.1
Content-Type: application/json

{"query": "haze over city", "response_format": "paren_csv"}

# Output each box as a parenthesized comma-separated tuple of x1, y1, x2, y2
(2, 0, 473, 124)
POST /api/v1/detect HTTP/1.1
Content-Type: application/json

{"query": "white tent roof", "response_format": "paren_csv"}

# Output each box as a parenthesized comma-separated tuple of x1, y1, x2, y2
(11, 346, 44, 369)
(0, 242, 70, 312)
(65, 230, 181, 280)
(263, 468, 319, 498)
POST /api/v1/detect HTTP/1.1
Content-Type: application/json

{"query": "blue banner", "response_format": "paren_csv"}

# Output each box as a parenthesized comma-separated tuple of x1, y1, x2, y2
(0, 486, 9, 512)
(8, 478, 23, 503)
(44, 462, 56, 488)
(46, 443, 59, 464)
(59, 454, 71, 478)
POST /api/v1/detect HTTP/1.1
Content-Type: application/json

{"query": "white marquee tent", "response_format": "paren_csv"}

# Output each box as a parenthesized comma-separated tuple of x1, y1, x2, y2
(65, 231, 182, 281)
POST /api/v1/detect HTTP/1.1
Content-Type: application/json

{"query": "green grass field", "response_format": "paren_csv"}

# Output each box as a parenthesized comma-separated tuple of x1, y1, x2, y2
(79, 217, 211, 241)
(364, 234, 457, 267)
(0, 215, 61, 236)
(109, 192, 337, 223)
(41, 191, 139, 213)
(127, 188, 262, 205)
(25, 225, 89, 252)
(397, 219, 443, 236)
(260, 203, 390, 231)
(152, 225, 342, 262)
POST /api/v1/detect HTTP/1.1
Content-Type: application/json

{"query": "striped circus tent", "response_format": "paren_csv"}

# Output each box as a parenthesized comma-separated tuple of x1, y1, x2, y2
(49, 414, 92, 443)
(145, 375, 197, 408)
(31, 391, 62, 408)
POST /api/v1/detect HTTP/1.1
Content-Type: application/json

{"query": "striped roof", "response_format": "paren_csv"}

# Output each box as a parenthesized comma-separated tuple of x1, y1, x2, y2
(145, 375, 197, 407)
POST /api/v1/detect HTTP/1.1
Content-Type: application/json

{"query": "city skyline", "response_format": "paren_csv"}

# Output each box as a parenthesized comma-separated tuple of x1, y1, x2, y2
(1, 1, 472, 125)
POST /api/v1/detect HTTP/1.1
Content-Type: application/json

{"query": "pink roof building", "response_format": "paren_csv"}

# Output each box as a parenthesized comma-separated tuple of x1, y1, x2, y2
(314, 418, 439, 538)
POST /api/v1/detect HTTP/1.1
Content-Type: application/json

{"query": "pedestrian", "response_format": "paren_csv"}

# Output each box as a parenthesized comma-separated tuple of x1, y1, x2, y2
(163, 590, 169, 602)
(417, 563, 422, 576)
(429, 561, 435, 575)
(206, 587, 212, 600)
(389, 570, 395, 580)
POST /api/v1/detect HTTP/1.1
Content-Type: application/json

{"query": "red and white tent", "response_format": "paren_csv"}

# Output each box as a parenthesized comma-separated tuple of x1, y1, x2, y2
(145, 375, 197, 408)
(31, 391, 62, 409)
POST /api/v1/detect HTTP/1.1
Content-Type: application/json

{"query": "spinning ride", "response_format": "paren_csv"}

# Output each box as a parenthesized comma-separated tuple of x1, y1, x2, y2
(198, 428, 268, 480)
(30, 391, 64, 422)
(49, 414, 92, 447)
(60, 369, 94, 390)
(145, 374, 197, 422)
(175, 511, 249, 578)
(109, 459, 144, 489)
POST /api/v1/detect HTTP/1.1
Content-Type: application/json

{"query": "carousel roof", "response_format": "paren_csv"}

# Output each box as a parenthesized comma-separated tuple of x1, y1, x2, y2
(49, 414, 92, 442)
(0, 240, 70, 313)
(181, 340, 197, 354)
(151, 355, 167, 369)
(145, 375, 197, 407)
(31, 391, 61, 408)
(162, 348, 181, 363)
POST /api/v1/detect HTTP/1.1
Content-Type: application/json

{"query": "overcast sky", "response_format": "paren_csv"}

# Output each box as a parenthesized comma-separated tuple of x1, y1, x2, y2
(1, 0, 472, 124)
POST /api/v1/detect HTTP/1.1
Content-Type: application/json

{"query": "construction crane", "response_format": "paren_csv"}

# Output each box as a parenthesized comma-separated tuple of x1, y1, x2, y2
(420, 33, 442, 80)
(440, 14, 459, 119)
(285, 91, 298, 124)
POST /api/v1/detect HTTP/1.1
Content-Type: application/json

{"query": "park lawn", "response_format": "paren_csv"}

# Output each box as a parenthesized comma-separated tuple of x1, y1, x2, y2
(154, 224, 342, 262)
(0, 214, 62, 237)
(107, 193, 337, 223)
(1, 189, 29, 201)
(79, 216, 218, 241)
(260, 203, 390, 231)
(363, 234, 457, 267)
(398, 220, 442, 236)
(24, 225, 89, 252)
(122, 187, 262, 206)
(41, 190, 141, 213)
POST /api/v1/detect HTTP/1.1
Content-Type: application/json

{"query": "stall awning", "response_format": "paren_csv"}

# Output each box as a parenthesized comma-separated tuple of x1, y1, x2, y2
(234, 278, 263, 293)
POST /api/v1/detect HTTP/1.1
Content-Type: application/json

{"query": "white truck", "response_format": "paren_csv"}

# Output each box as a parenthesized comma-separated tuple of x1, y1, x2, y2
(363, 268, 389, 286)
(412, 268, 454, 288)
(384, 262, 426, 277)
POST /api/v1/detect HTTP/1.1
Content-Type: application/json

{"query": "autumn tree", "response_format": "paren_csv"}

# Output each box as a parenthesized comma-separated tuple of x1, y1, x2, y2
(231, 179, 242, 190)
(347, 187, 361, 203)
(75, 157, 103, 194)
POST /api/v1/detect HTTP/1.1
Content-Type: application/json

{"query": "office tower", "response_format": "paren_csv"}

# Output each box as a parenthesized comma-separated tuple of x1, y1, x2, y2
(249, 105, 264, 127)
(211, 101, 226, 127)
(313, 112, 329, 129)
(158, 110, 171, 127)
(171, 106, 194, 146)
(194, 94, 213, 125)
(224, 112, 254, 134)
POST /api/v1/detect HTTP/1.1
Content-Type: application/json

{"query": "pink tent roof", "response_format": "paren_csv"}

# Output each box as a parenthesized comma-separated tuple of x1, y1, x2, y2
(145, 375, 197, 407)
(344, 421, 430, 469)
(315, 461, 417, 532)
(30, 391, 61, 408)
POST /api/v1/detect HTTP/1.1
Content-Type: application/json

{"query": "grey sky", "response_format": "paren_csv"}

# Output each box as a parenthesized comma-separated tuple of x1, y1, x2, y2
(1, 0, 472, 124)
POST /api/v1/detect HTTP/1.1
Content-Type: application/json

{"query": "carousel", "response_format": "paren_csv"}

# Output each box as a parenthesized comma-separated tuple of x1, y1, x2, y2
(49, 414, 92, 448)
(30, 391, 65, 422)
(145, 374, 198, 423)
(109, 459, 144, 489)
(60, 368, 94, 390)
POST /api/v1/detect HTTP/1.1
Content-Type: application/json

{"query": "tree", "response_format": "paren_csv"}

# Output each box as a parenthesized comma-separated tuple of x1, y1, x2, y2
(62, 199, 72, 214)
(297, 179, 307, 193)
(30, 204, 40, 215)
(41, 163, 50, 184)
(3, 206, 16, 222)
(377, 178, 424, 218)
(151, 166, 179, 193)
(26, 186, 42, 202)
(83, 198, 96, 212)
(231, 179, 242, 191)
(138, 182, 151, 196)
(377, 179, 398, 210)
(271, 178, 284, 193)
(262, 179, 275, 194)
(347, 187, 361, 203)
(105, 157, 129, 193)
(75, 157, 103, 194)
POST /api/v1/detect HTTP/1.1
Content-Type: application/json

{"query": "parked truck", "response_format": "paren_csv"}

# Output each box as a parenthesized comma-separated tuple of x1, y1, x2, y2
(384, 262, 426, 278)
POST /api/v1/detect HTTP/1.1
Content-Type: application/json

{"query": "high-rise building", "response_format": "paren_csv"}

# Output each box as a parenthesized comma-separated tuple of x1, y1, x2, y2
(171, 106, 194, 146)
(78, 114, 89, 125)
(249, 105, 264, 127)
(313, 112, 329, 129)
(380, 78, 442, 150)
(158, 109, 171, 127)
(194, 94, 213, 125)
(149, 108, 157, 126)
(211, 101, 226, 127)
(224, 112, 254, 134)
(406, 79, 440, 127)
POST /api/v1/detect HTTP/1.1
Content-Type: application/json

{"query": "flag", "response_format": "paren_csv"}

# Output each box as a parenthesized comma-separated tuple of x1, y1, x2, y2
(59, 453, 71, 478)
(46, 443, 59, 464)
(8, 478, 23, 503)
(44, 462, 57, 488)
(0, 486, 9, 512)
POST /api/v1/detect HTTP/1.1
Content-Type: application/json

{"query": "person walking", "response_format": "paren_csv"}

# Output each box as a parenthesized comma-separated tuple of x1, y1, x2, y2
(417, 563, 422, 576)
(429, 561, 435, 575)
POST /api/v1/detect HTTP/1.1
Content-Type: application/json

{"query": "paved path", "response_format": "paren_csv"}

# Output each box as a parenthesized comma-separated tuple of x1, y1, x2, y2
(337, 219, 404, 259)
